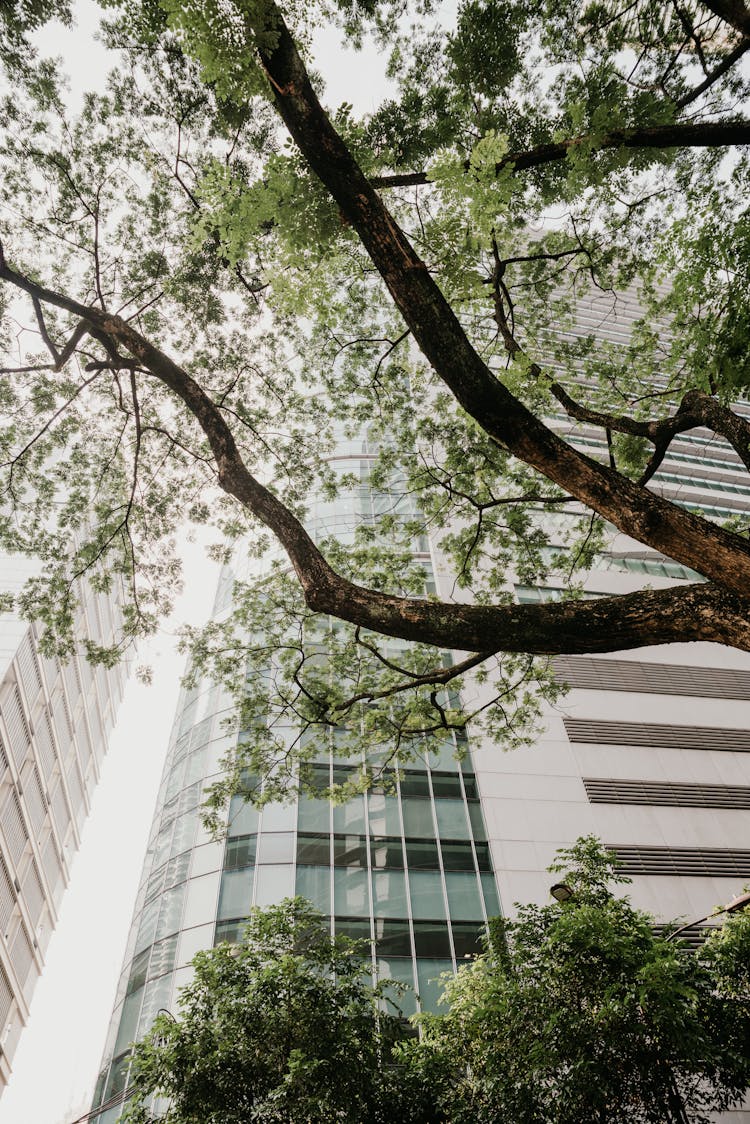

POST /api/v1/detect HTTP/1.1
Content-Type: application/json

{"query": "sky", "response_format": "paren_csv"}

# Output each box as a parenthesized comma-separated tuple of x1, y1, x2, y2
(0, 4, 401, 1121)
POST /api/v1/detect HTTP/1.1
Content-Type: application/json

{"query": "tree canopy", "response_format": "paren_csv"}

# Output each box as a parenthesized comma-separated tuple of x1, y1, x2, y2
(1, 0, 750, 801)
(122, 897, 433, 1124)
(121, 846, 750, 1124)
(413, 838, 750, 1124)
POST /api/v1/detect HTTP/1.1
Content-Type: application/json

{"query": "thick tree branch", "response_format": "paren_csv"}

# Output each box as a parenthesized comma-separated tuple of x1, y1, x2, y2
(253, 9, 750, 603)
(4, 258, 750, 654)
(700, 0, 750, 37)
(370, 120, 750, 190)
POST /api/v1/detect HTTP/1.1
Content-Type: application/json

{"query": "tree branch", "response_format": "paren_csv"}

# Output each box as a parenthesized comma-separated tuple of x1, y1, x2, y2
(370, 120, 750, 190)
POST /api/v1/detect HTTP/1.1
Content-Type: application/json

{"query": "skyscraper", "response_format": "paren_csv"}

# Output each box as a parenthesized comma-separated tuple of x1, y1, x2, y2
(0, 553, 127, 1091)
(90, 295, 750, 1124)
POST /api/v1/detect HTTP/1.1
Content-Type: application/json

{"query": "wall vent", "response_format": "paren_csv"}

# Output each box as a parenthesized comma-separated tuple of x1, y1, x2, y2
(553, 655, 750, 699)
(565, 718, 750, 752)
(609, 845, 750, 878)
(584, 778, 750, 809)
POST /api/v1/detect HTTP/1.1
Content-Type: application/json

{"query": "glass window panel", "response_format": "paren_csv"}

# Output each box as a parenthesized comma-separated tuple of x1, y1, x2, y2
(440, 840, 476, 872)
(182, 874, 219, 929)
(404, 838, 440, 870)
(255, 864, 295, 906)
(429, 773, 463, 799)
(435, 800, 470, 840)
(370, 836, 405, 870)
(333, 796, 366, 834)
(297, 833, 330, 866)
(416, 958, 453, 1012)
(134, 899, 159, 954)
(217, 867, 254, 921)
(149, 933, 179, 979)
(171, 811, 198, 855)
(184, 749, 207, 786)
(126, 949, 149, 996)
(155, 884, 187, 941)
(334, 916, 370, 943)
(474, 841, 492, 872)
(401, 798, 435, 838)
(409, 871, 446, 920)
(113, 993, 142, 1052)
(368, 767, 398, 795)
(297, 796, 331, 833)
(137, 973, 173, 1038)
(371, 870, 408, 917)
(444, 872, 483, 921)
(424, 737, 457, 771)
(378, 962, 417, 1017)
(224, 835, 257, 870)
(398, 771, 431, 798)
(228, 796, 259, 838)
(413, 920, 452, 959)
(257, 832, 295, 864)
(367, 793, 401, 836)
(467, 801, 487, 841)
(214, 919, 247, 945)
(333, 833, 368, 867)
(334, 868, 370, 916)
(331, 764, 358, 786)
(481, 873, 501, 918)
(296, 865, 331, 913)
(261, 802, 296, 832)
(452, 921, 485, 960)
(374, 918, 412, 957)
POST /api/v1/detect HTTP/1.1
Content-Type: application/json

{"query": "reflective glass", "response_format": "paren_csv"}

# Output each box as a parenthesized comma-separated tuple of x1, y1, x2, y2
(398, 772, 431, 798)
(444, 871, 483, 921)
(224, 835, 257, 870)
(413, 920, 451, 958)
(416, 957, 453, 1012)
(468, 801, 487, 841)
(374, 917, 412, 957)
(227, 796, 259, 838)
(481, 873, 501, 917)
(334, 916, 371, 942)
(452, 921, 484, 959)
(401, 798, 435, 837)
(333, 833, 368, 867)
(404, 838, 440, 870)
(257, 831, 295, 864)
(429, 772, 464, 799)
(255, 864, 295, 906)
(435, 799, 470, 840)
(217, 867, 254, 921)
(377, 958, 417, 1017)
(370, 836, 405, 869)
(156, 884, 187, 941)
(333, 796, 366, 834)
(367, 793, 401, 835)
(297, 833, 330, 866)
(296, 865, 331, 913)
(334, 867, 370, 916)
(440, 839, 477, 871)
(297, 795, 331, 832)
(409, 871, 446, 919)
(214, 919, 247, 945)
(371, 870, 408, 917)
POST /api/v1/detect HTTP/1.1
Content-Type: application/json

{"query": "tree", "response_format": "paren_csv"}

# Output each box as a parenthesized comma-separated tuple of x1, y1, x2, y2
(1, 1, 750, 802)
(412, 838, 750, 1124)
(123, 898, 434, 1124)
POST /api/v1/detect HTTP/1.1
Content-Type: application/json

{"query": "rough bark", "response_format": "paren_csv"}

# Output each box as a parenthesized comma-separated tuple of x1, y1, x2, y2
(254, 9, 750, 602)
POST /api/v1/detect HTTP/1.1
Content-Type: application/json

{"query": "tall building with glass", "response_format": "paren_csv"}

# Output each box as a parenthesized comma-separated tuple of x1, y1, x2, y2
(91, 291, 750, 1123)
(0, 554, 127, 1092)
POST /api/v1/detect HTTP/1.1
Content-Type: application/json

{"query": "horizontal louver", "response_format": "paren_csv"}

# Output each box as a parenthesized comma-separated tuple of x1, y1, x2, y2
(3, 687, 30, 768)
(610, 845, 750, 878)
(16, 634, 42, 702)
(553, 655, 750, 699)
(0, 854, 16, 932)
(0, 962, 13, 1027)
(22, 861, 44, 926)
(1, 790, 27, 865)
(584, 778, 750, 809)
(36, 714, 57, 779)
(11, 922, 33, 986)
(565, 718, 750, 752)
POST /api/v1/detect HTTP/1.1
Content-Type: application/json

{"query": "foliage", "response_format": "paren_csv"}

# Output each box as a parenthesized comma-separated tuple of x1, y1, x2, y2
(0, 0, 749, 810)
(413, 838, 750, 1124)
(122, 897, 434, 1124)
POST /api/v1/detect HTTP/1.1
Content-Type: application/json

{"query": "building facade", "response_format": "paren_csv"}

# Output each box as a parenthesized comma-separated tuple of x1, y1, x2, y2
(0, 555, 127, 1090)
(91, 292, 750, 1122)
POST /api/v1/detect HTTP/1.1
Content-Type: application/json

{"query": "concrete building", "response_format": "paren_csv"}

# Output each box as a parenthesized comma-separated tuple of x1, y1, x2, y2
(0, 555, 127, 1090)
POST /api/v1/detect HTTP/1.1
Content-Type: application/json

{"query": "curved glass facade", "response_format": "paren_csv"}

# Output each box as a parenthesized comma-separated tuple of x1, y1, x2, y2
(90, 432, 501, 1123)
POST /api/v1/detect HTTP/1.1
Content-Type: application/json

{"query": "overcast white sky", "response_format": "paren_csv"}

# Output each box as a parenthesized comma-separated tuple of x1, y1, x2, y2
(0, 4, 401, 1121)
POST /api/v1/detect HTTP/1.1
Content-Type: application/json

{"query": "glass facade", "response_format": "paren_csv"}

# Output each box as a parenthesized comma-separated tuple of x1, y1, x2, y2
(89, 431, 501, 1123)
